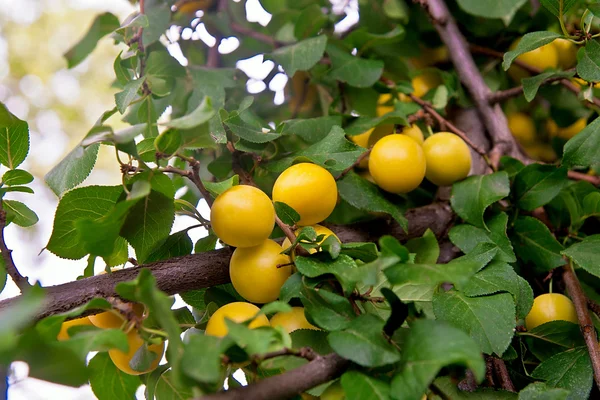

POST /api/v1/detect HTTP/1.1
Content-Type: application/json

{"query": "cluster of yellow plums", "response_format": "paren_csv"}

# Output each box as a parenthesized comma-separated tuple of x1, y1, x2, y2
(58, 302, 165, 375)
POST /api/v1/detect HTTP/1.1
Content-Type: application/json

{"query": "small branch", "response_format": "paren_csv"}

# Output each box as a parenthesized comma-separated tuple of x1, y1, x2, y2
(0, 203, 29, 291)
(588, 299, 600, 318)
(162, 161, 214, 207)
(230, 22, 279, 48)
(490, 357, 516, 392)
(252, 347, 318, 363)
(200, 353, 349, 400)
(562, 261, 600, 390)
(275, 216, 309, 257)
(568, 171, 600, 186)
(336, 148, 372, 181)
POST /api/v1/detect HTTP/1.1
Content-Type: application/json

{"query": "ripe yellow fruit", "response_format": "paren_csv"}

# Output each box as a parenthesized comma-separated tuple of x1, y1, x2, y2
(507, 112, 536, 145)
(553, 38, 578, 69)
(57, 317, 94, 341)
(367, 125, 394, 147)
(281, 224, 340, 258)
(402, 124, 424, 145)
(525, 293, 578, 330)
(376, 94, 395, 116)
(423, 132, 471, 186)
(409, 46, 449, 68)
(109, 330, 165, 375)
(549, 118, 587, 140)
(176, 0, 214, 14)
(210, 185, 275, 248)
(272, 163, 338, 226)
(412, 72, 441, 98)
(349, 130, 372, 168)
(523, 143, 557, 162)
(270, 307, 318, 333)
(89, 303, 145, 330)
(508, 39, 559, 81)
(205, 302, 270, 337)
(321, 381, 345, 400)
(230, 239, 292, 304)
(369, 134, 426, 194)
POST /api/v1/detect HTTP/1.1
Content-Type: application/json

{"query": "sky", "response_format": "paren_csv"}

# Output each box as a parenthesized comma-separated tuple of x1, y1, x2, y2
(0, 0, 358, 398)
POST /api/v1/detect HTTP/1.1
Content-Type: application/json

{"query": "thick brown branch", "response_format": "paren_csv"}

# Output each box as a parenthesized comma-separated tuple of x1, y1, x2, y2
(588, 299, 600, 318)
(419, 0, 524, 163)
(562, 262, 600, 390)
(252, 347, 318, 363)
(568, 171, 600, 186)
(0, 203, 453, 321)
(0, 204, 29, 291)
(201, 353, 349, 400)
(490, 357, 516, 392)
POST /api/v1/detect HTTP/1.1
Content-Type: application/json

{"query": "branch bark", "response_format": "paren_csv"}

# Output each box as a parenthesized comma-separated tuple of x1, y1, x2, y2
(562, 262, 600, 390)
(419, 0, 525, 166)
(200, 353, 349, 400)
(0, 204, 29, 291)
(0, 203, 454, 321)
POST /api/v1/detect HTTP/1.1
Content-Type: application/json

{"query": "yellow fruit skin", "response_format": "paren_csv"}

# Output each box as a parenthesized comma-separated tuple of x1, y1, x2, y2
(508, 39, 559, 81)
(553, 38, 578, 69)
(525, 293, 578, 330)
(412, 72, 441, 98)
(270, 307, 318, 333)
(89, 303, 145, 330)
(272, 163, 338, 226)
(176, 0, 214, 14)
(321, 381, 345, 400)
(57, 317, 93, 341)
(349, 130, 373, 168)
(523, 143, 557, 162)
(402, 125, 424, 145)
(507, 112, 536, 145)
(552, 118, 587, 140)
(230, 239, 292, 304)
(281, 224, 339, 259)
(369, 135, 426, 194)
(376, 94, 395, 116)
(210, 185, 275, 248)
(205, 302, 270, 337)
(367, 125, 394, 147)
(109, 330, 165, 375)
(423, 132, 472, 186)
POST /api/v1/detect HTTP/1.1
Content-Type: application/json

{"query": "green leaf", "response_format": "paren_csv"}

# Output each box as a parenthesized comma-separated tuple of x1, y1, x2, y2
(271, 35, 328, 76)
(562, 116, 600, 168)
(0, 285, 44, 351)
(502, 31, 561, 70)
(463, 261, 533, 319)
(45, 143, 100, 197)
(115, 79, 144, 114)
(457, 0, 527, 22)
(513, 164, 568, 211)
(521, 321, 585, 361)
(2, 169, 33, 186)
(300, 286, 356, 331)
(576, 39, 600, 82)
(450, 172, 510, 230)
(64, 12, 120, 68)
(539, 0, 579, 17)
(0, 118, 29, 170)
(0, 257, 6, 293)
(518, 382, 569, 400)
(337, 171, 407, 231)
(280, 272, 303, 303)
(3, 200, 38, 227)
(145, 230, 193, 263)
(500, 156, 525, 178)
(522, 71, 575, 102)
(225, 319, 277, 356)
(327, 44, 384, 88)
(154, 129, 181, 157)
(154, 370, 194, 400)
(47, 186, 123, 259)
(181, 334, 228, 384)
(405, 229, 439, 264)
(385, 243, 497, 291)
(62, 328, 129, 360)
(223, 112, 281, 144)
(274, 201, 301, 226)
(433, 289, 516, 355)
(88, 352, 141, 400)
(340, 242, 379, 263)
(341, 371, 390, 400)
(295, 254, 358, 295)
(179, 289, 206, 310)
(449, 213, 516, 263)
(562, 235, 600, 278)
(531, 347, 593, 400)
(345, 27, 405, 53)
(391, 319, 485, 400)
(281, 116, 342, 144)
(120, 189, 175, 264)
(511, 216, 566, 272)
(142, 3, 171, 46)
(164, 97, 215, 130)
(328, 314, 400, 367)
(194, 234, 218, 253)
(269, 126, 364, 173)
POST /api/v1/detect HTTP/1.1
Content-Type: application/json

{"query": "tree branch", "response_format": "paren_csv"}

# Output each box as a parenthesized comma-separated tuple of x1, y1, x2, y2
(200, 353, 349, 400)
(562, 261, 600, 390)
(0, 203, 454, 321)
(0, 203, 29, 291)
(488, 75, 567, 104)
(490, 357, 516, 392)
(567, 171, 600, 186)
(229, 22, 280, 48)
(418, 0, 525, 165)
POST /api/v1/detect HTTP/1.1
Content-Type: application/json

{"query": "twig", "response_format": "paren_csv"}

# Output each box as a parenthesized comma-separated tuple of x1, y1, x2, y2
(588, 299, 600, 318)
(562, 261, 600, 390)
(490, 357, 516, 392)
(200, 353, 349, 400)
(252, 347, 318, 363)
(568, 171, 600, 186)
(161, 163, 214, 207)
(230, 22, 279, 48)
(488, 74, 568, 103)
(0, 203, 29, 291)
(336, 148, 372, 181)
